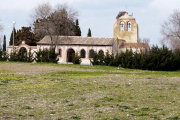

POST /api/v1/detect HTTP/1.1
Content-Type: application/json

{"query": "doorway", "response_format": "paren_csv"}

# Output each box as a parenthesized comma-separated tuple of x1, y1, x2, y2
(67, 48, 75, 62)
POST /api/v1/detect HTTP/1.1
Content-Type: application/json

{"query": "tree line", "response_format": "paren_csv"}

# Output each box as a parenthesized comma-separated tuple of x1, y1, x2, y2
(1, 45, 180, 71)
(0, 48, 58, 63)
(89, 45, 180, 71)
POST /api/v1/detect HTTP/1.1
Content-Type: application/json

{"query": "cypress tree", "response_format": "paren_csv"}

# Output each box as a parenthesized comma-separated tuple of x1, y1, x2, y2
(15, 29, 19, 45)
(104, 51, 113, 66)
(27, 48, 34, 62)
(9, 27, 16, 45)
(91, 52, 99, 65)
(3, 35, 6, 51)
(9, 31, 13, 45)
(74, 19, 81, 36)
(72, 52, 81, 64)
(87, 28, 92, 37)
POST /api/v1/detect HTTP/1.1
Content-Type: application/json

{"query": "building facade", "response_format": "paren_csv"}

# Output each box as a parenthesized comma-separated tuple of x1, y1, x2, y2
(36, 36, 120, 64)
(7, 11, 148, 65)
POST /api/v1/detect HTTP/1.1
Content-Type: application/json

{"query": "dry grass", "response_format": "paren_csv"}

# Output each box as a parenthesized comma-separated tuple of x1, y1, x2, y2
(0, 62, 180, 120)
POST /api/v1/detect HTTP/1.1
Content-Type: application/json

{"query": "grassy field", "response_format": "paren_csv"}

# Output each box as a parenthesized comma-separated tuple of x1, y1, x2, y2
(0, 62, 180, 120)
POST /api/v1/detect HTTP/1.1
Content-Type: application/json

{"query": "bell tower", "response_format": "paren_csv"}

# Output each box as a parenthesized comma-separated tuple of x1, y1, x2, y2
(114, 11, 139, 43)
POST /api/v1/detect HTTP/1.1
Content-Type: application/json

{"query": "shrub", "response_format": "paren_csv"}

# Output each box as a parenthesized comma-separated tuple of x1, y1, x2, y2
(91, 45, 180, 71)
(9, 50, 19, 61)
(72, 52, 81, 64)
(104, 51, 113, 66)
(34, 48, 58, 63)
(91, 52, 99, 65)
(0, 50, 8, 61)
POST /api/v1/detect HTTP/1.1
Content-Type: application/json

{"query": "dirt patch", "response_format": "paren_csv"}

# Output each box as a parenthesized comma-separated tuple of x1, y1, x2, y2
(0, 62, 112, 75)
(0, 62, 78, 75)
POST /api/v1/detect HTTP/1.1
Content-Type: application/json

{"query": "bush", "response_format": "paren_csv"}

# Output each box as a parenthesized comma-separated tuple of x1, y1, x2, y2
(34, 48, 58, 63)
(90, 45, 180, 71)
(9, 50, 19, 61)
(4, 44, 180, 71)
(104, 51, 114, 66)
(91, 52, 99, 65)
(72, 52, 81, 64)
(0, 50, 8, 61)
(91, 51, 105, 65)
(27, 48, 34, 62)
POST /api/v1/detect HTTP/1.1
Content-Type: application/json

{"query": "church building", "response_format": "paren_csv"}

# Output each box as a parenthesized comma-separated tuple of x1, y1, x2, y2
(7, 11, 148, 65)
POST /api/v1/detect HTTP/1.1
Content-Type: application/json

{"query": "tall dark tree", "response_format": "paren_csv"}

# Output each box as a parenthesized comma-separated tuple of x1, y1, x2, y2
(87, 28, 92, 37)
(15, 27, 40, 46)
(74, 19, 81, 36)
(9, 27, 16, 45)
(3, 35, 6, 51)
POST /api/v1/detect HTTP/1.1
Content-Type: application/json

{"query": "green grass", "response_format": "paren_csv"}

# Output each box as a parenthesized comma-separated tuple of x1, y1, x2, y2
(0, 62, 180, 119)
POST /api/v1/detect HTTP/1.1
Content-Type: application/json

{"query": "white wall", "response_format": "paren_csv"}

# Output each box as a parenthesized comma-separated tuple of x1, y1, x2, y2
(38, 45, 113, 64)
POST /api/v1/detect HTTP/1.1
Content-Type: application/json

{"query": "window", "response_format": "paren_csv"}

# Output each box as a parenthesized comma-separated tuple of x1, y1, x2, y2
(80, 49, 86, 58)
(89, 49, 94, 58)
(120, 21, 125, 31)
(58, 49, 62, 57)
(127, 22, 131, 31)
(98, 50, 104, 55)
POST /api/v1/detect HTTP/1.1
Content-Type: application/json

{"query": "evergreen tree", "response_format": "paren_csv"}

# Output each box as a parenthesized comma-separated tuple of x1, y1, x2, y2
(72, 52, 81, 64)
(91, 52, 99, 65)
(15, 29, 19, 45)
(9, 31, 13, 45)
(104, 51, 113, 66)
(98, 51, 105, 65)
(34, 48, 58, 63)
(87, 28, 92, 37)
(9, 49, 18, 61)
(15, 27, 40, 46)
(0, 50, 8, 61)
(3, 35, 6, 51)
(74, 19, 81, 36)
(9, 27, 16, 45)
(27, 48, 34, 62)
(9, 27, 40, 46)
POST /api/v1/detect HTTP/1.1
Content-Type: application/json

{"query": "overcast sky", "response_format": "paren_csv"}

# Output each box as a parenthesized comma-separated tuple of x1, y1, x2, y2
(0, 0, 180, 46)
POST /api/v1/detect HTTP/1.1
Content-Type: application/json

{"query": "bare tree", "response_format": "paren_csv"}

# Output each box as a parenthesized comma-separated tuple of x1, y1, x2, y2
(0, 35, 3, 50)
(0, 20, 3, 33)
(30, 2, 52, 39)
(0, 21, 4, 50)
(30, 3, 78, 49)
(138, 37, 150, 44)
(161, 10, 180, 49)
(0, 24, 3, 32)
(137, 37, 150, 53)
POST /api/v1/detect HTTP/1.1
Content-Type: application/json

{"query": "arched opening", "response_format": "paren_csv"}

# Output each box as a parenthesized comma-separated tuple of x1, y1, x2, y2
(19, 47, 27, 56)
(80, 49, 86, 58)
(127, 21, 131, 31)
(19, 47, 27, 61)
(67, 48, 75, 62)
(98, 50, 104, 55)
(120, 21, 125, 31)
(89, 49, 94, 58)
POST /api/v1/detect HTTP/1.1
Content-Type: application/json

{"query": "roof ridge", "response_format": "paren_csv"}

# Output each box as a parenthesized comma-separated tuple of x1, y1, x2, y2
(44, 35, 115, 39)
